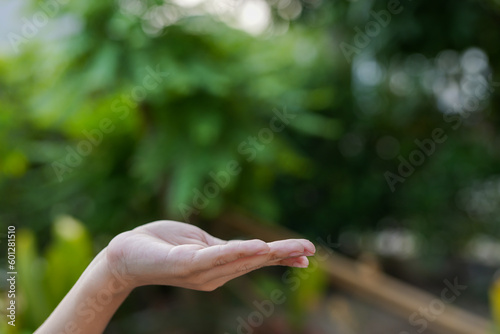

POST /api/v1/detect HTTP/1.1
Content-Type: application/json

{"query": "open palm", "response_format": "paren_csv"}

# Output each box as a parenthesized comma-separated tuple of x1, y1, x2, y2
(106, 220, 315, 291)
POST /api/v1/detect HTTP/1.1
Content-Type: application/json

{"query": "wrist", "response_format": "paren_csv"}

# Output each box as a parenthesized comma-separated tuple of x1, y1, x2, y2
(35, 247, 135, 334)
(101, 246, 137, 295)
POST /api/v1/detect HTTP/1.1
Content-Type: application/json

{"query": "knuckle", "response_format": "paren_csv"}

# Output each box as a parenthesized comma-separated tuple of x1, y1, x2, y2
(238, 262, 261, 273)
(237, 263, 251, 272)
(234, 242, 245, 257)
(269, 255, 281, 261)
(213, 257, 227, 267)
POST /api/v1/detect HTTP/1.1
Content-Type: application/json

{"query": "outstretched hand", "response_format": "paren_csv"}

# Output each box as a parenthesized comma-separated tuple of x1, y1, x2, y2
(106, 220, 316, 291)
(35, 220, 316, 334)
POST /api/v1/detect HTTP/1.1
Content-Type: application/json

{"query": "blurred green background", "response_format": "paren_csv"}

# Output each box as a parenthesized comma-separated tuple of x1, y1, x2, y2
(1, 0, 500, 332)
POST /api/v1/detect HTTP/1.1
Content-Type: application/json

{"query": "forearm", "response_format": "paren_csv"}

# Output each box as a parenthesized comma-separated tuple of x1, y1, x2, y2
(35, 248, 134, 334)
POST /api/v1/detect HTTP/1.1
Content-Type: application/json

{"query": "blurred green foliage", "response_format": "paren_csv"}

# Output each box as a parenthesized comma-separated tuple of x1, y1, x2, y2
(2, 0, 499, 251)
(1, 0, 500, 331)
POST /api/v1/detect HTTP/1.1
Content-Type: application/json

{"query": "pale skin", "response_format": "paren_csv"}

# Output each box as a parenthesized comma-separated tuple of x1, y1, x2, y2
(35, 220, 316, 334)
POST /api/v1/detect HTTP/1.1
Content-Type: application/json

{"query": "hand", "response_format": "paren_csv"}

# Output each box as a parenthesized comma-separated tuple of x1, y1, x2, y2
(106, 220, 316, 291)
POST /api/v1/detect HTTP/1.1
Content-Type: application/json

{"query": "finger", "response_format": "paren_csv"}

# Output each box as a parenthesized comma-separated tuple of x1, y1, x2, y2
(273, 255, 310, 268)
(206, 235, 228, 246)
(200, 242, 311, 282)
(192, 239, 315, 290)
(216, 240, 307, 276)
(266, 239, 307, 257)
(192, 239, 270, 271)
(269, 238, 316, 256)
(224, 255, 310, 274)
(295, 239, 316, 256)
(200, 255, 271, 286)
(202, 256, 310, 290)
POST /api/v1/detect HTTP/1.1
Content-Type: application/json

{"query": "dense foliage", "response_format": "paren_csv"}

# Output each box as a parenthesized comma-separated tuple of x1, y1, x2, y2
(1, 0, 500, 332)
